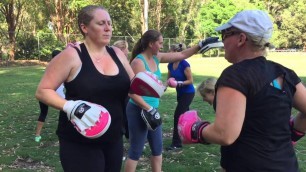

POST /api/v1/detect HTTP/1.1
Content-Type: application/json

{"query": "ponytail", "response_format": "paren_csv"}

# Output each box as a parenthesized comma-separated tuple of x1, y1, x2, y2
(130, 39, 142, 63)
(130, 29, 162, 63)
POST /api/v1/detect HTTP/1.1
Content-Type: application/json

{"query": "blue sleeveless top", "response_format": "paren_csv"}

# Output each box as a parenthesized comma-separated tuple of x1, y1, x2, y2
(167, 60, 195, 96)
(130, 54, 161, 108)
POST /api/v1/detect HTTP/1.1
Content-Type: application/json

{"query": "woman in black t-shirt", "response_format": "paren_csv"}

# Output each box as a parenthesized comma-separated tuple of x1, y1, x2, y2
(178, 10, 306, 172)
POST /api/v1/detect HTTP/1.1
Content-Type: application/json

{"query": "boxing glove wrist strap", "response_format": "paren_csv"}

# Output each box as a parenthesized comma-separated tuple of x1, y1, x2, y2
(290, 117, 305, 142)
(177, 81, 184, 87)
(147, 106, 153, 112)
(192, 121, 210, 144)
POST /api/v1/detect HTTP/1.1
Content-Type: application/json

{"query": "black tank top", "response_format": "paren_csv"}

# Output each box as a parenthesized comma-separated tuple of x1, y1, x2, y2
(57, 43, 130, 144)
(214, 57, 300, 171)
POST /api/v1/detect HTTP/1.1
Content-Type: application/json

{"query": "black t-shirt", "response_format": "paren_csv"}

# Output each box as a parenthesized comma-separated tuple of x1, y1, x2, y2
(213, 56, 301, 172)
(57, 43, 130, 144)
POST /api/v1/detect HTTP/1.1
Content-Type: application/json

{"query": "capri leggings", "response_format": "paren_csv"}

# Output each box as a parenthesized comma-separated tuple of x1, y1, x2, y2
(126, 102, 162, 160)
(59, 137, 123, 172)
(37, 101, 48, 122)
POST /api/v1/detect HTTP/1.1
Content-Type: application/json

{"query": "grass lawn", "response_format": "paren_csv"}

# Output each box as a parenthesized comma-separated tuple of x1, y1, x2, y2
(0, 52, 306, 172)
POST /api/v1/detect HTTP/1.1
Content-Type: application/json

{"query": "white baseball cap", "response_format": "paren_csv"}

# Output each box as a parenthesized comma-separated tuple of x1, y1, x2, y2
(215, 10, 273, 39)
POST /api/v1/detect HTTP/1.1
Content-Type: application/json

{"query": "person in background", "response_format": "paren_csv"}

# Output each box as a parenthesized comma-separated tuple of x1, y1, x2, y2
(113, 40, 129, 58)
(165, 43, 195, 151)
(124, 29, 217, 172)
(36, 5, 135, 172)
(113, 39, 130, 139)
(113, 40, 130, 161)
(178, 9, 306, 172)
(197, 77, 217, 105)
(34, 50, 65, 142)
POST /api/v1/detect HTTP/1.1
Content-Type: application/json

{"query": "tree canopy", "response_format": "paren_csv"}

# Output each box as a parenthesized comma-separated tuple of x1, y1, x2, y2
(0, 0, 305, 60)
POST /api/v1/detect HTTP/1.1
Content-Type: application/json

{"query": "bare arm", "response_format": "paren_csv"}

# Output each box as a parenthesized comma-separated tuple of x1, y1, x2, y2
(182, 67, 193, 85)
(203, 86, 246, 145)
(128, 59, 153, 111)
(292, 82, 306, 132)
(35, 47, 80, 110)
(158, 45, 200, 63)
(165, 70, 171, 87)
(167, 70, 171, 79)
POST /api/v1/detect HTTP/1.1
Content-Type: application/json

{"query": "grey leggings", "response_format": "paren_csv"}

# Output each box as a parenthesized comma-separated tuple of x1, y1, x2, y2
(126, 102, 163, 160)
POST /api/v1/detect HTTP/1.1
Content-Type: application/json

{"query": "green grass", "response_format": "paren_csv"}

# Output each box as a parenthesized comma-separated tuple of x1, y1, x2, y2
(0, 52, 306, 171)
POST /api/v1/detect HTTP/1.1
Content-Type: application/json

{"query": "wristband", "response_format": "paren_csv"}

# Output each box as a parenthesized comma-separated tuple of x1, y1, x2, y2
(147, 106, 153, 112)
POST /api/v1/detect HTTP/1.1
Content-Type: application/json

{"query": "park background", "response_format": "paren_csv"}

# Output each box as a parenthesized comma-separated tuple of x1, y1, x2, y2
(0, 0, 306, 61)
(1, 0, 306, 171)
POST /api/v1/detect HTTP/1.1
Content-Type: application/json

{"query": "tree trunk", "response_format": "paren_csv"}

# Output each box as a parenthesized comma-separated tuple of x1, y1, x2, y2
(0, 0, 24, 61)
(8, 39, 16, 61)
(139, 0, 149, 33)
(156, 0, 162, 30)
(44, 0, 73, 43)
(179, 0, 196, 41)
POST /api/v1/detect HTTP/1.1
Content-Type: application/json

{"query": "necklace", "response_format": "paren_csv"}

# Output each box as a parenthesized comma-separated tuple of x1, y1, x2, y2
(95, 57, 102, 63)
(93, 53, 106, 63)
(84, 42, 106, 63)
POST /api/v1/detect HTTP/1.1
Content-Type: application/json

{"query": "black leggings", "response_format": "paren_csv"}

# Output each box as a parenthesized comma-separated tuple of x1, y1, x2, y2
(171, 92, 195, 147)
(37, 101, 48, 122)
(59, 138, 123, 172)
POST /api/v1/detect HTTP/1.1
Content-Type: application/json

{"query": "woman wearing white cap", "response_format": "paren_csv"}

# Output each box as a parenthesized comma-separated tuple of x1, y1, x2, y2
(178, 9, 306, 171)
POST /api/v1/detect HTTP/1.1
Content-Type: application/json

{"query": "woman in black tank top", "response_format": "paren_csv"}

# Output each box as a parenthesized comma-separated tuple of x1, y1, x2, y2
(36, 5, 135, 172)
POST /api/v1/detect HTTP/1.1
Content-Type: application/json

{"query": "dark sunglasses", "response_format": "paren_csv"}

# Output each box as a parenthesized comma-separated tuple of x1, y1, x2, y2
(221, 31, 241, 41)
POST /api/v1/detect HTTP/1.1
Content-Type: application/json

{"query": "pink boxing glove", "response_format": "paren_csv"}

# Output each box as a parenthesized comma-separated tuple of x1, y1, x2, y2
(178, 110, 210, 144)
(167, 77, 183, 88)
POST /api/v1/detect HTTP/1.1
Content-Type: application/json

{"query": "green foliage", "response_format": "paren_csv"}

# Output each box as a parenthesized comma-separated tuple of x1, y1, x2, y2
(196, 0, 238, 38)
(277, 0, 306, 48)
(15, 33, 38, 60)
(69, 0, 93, 10)
(195, 0, 265, 38)
(36, 29, 65, 61)
(106, 0, 139, 36)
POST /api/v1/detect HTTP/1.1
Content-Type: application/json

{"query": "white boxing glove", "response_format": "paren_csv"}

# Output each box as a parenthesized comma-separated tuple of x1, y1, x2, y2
(198, 37, 224, 53)
(130, 71, 165, 98)
(63, 100, 111, 139)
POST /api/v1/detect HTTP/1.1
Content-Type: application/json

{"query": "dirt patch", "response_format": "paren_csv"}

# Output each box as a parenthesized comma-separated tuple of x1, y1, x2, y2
(0, 60, 48, 68)
(2, 157, 55, 172)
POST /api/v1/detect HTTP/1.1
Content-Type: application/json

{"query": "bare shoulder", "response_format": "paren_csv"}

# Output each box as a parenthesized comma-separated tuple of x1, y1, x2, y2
(111, 46, 123, 57)
(111, 46, 127, 60)
(130, 58, 146, 73)
(60, 46, 81, 65)
(111, 46, 121, 53)
(48, 46, 82, 76)
(130, 58, 143, 67)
